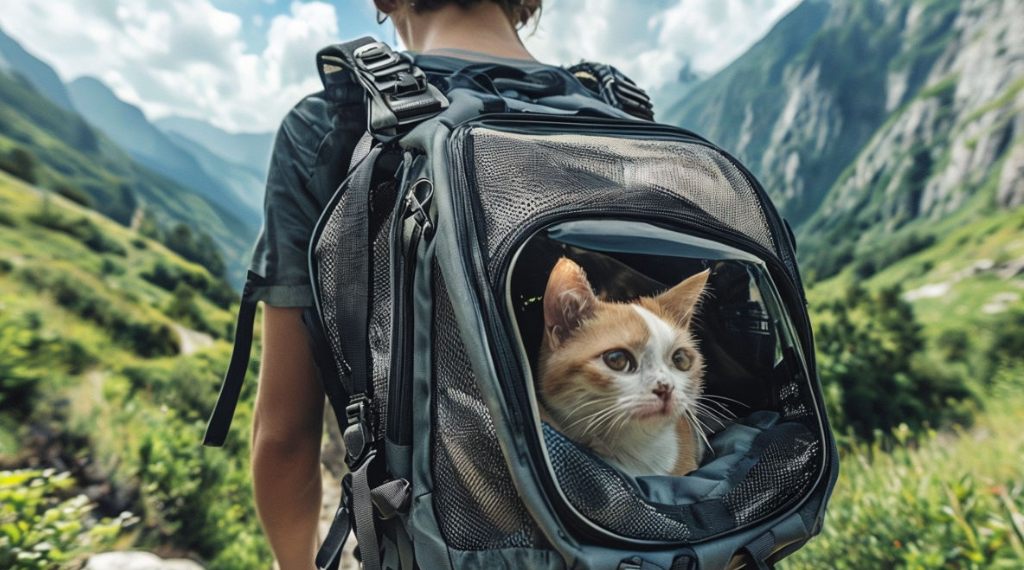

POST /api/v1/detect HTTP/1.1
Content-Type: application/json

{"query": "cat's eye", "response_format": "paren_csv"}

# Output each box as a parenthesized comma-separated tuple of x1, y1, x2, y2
(672, 349, 693, 371)
(602, 350, 635, 372)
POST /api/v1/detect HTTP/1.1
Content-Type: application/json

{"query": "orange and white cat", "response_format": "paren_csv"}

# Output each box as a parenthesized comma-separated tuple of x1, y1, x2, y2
(537, 257, 710, 477)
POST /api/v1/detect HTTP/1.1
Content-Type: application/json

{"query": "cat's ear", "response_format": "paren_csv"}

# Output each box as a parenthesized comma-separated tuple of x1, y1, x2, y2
(544, 257, 598, 348)
(657, 269, 710, 329)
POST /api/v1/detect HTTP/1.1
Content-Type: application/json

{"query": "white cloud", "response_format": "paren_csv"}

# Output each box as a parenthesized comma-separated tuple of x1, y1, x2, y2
(1, 0, 339, 132)
(2, 0, 802, 132)
(525, 0, 802, 91)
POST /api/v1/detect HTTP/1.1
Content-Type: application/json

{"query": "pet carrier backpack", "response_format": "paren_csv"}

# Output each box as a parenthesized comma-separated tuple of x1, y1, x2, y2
(204, 38, 839, 570)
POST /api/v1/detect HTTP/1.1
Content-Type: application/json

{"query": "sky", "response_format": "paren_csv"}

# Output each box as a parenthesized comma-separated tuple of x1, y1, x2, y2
(0, 0, 801, 133)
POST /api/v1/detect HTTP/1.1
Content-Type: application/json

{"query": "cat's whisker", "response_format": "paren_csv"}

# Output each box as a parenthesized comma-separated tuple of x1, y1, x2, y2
(700, 394, 750, 408)
(563, 406, 616, 432)
(685, 410, 716, 458)
(556, 396, 620, 424)
(693, 403, 733, 428)
(697, 397, 738, 418)
(572, 403, 627, 437)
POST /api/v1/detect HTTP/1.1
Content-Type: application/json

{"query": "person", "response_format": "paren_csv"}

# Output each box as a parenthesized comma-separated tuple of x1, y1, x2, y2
(247, 1, 547, 568)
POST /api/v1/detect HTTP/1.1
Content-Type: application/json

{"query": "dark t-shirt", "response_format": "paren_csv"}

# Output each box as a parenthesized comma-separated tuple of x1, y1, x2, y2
(248, 52, 598, 307)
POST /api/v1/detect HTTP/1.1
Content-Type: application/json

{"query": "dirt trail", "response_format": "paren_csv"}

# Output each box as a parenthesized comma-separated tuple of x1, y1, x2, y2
(171, 323, 214, 355)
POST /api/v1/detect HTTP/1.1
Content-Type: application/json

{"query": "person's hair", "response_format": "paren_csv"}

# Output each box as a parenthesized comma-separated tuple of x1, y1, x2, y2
(406, 0, 542, 28)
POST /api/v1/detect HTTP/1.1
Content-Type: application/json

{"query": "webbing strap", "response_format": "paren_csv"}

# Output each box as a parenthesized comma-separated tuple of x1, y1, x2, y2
(316, 488, 350, 570)
(740, 532, 776, 570)
(334, 146, 382, 466)
(352, 456, 381, 570)
(395, 517, 414, 570)
(202, 271, 263, 447)
(619, 557, 666, 570)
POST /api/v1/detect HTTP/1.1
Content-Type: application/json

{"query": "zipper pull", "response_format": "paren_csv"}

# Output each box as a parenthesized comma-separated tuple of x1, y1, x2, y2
(404, 178, 434, 236)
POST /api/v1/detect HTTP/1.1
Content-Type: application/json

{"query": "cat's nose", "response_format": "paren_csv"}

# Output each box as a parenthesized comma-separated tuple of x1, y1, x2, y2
(653, 382, 673, 401)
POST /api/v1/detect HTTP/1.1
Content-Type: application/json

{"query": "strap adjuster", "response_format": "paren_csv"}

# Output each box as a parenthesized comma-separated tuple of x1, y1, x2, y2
(317, 39, 449, 138)
(343, 398, 373, 466)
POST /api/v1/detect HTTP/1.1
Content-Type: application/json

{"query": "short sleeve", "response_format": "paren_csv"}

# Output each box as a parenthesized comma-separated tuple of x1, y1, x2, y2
(247, 94, 335, 307)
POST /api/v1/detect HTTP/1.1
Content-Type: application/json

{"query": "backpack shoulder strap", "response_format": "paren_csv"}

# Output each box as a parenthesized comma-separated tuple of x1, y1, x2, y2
(567, 61, 656, 121)
(317, 38, 449, 139)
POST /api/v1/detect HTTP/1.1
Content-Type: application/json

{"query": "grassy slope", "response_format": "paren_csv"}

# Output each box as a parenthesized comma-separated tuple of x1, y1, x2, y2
(806, 200, 1024, 343)
(0, 171, 271, 569)
(785, 383, 1024, 569)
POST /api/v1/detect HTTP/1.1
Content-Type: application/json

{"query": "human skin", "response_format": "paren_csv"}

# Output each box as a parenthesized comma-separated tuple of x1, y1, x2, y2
(249, 2, 539, 569)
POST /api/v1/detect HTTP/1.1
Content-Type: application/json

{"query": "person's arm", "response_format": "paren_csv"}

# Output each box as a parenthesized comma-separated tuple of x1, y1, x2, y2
(251, 305, 324, 570)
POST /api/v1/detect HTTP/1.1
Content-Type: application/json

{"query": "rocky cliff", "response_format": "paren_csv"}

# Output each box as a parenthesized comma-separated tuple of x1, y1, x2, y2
(664, 0, 1023, 281)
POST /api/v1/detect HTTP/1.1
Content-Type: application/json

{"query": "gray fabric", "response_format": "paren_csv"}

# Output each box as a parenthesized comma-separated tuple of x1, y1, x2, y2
(633, 412, 779, 505)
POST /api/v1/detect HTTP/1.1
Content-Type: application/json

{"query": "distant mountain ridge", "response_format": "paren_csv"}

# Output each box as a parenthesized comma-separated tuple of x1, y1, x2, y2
(0, 25, 75, 112)
(0, 51, 255, 284)
(154, 115, 273, 179)
(66, 77, 261, 227)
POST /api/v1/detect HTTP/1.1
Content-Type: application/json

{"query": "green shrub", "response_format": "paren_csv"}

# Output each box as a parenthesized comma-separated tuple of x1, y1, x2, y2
(0, 469, 132, 570)
(52, 183, 92, 208)
(27, 206, 126, 256)
(0, 309, 93, 419)
(143, 261, 237, 311)
(16, 267, 177, 357)
(0, 147, 38, 185)
(813, 285, 974, 437)
(0, 209, 16, 227)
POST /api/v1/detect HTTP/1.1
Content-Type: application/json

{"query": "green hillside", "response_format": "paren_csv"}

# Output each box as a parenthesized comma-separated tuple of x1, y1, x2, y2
(0, 171, 270, 570)
(0, 70, 255, 285)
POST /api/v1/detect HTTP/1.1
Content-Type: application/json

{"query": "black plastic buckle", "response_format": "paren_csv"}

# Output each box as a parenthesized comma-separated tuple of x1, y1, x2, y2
(348, 41, 449, 136)
(343, 398, 373, 466)
(353, 42, 401, 72)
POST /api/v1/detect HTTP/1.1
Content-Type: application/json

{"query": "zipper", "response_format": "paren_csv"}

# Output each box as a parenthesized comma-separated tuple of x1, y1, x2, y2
(386, 176, 434, 446)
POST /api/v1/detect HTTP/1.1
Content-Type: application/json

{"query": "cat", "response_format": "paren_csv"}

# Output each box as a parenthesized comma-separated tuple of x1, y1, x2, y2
(537, 257, 710, 477)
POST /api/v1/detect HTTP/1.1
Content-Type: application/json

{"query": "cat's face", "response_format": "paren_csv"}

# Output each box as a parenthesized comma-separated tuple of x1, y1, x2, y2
(538, 258, 708, 449)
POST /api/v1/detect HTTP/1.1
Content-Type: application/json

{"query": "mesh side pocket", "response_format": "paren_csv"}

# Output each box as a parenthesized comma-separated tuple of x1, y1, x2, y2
(368, 181, 397, 434)
(432, 270, 542, 550)
(316, 180, 396, 440)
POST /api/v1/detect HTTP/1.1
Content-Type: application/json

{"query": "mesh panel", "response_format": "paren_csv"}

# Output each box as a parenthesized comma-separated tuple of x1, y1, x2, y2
(432, 269, 543, 550)
(468, 129, 781, 281)
(722, 422, 821, 525)
(543, 421, 820, 541)
(315, 180, 397, 438)
(543, 425, 692, 542)
(369, 182, 397, 429)
(316, 185, 352, 389)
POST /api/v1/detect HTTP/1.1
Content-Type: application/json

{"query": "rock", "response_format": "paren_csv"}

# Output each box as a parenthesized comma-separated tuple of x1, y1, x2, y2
(84, 552, 205, 570)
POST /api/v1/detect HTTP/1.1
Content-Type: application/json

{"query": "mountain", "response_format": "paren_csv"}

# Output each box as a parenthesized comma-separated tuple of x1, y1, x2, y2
(154, 115, 274, 179)
(0, 67, 255, 283)
(663, 0, 1024, 284)
(802, 0, 1024, 251)
(163, 130, 265, 214)
(0, 25, 75, 112)
(65, 77, 261, 227)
